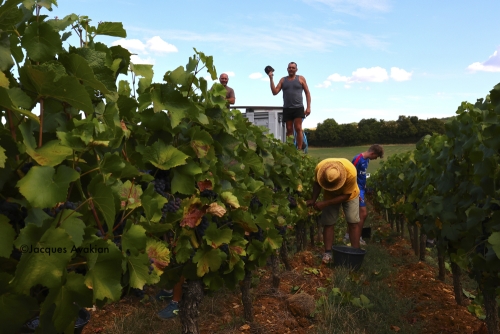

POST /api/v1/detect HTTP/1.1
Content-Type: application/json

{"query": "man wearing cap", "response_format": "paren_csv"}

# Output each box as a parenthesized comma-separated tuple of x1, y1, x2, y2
(306, 158, 361, 264)
(268, 62, 311, 150)
(219, 73, 235, 105)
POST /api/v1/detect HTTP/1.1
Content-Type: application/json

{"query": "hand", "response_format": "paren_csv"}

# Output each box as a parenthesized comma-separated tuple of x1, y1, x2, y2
(313, 201, 329, 211)
(268, 71, 274, 78)
(305, 108, 311, 117)
(306, 199, 315, 207)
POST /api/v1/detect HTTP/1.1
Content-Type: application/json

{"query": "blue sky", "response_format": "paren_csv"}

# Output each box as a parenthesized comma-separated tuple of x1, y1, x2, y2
(50, 0, 500, 128)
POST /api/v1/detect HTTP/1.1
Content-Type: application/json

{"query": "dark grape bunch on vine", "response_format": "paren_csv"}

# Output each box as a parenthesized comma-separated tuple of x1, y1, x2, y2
(250, 196, 263, 209)
(277, 226, 287, 236)
(43, 201, 79, 217)
(195, 216, 210, 237)
(287, 195, 297, 209)
(200, 189, 218, 200)
(249, 226, 264, 242)
(162, 198, 182, 217)
(20, 162, 34, 174)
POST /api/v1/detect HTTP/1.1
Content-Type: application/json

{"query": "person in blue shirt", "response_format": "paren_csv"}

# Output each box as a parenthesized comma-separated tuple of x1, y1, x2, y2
(345, 144, 384, 245)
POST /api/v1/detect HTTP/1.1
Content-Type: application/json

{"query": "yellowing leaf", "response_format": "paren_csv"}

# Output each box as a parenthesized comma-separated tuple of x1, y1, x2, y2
(206, 202, 226, 217)
(221, 192, 240, 208)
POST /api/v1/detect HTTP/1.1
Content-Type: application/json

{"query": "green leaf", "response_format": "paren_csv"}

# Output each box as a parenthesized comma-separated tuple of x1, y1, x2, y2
(25, 138, 73, 167)
(95, 22, 127, 37)
(59, 210, 86, 248)
(0, 145, 6, 168)
(143, 140, 189, 171)
(0, 292, 38, 334)
(0, 214, 16, 258)
(243, 150, 264, 177)
(221, 192, 240, 208)
(111, 180, 143, 210)
(17, 165, 79, 208)
(189, 127, 213, 158)
(60, 53, 111, 93)
(203, 223, 232, 248)
(88, 181, 116, 233)
(121, 224, 146, 255)
(171, 161, 202, 195)
(11, 227, 74, 294)
(192, 248, 223, 277)
(21, 21, 62, 62)
(488, 232, 500, 259)
(84, 239, 123, 302)
(24, 65, 94, 114)
(127, 253, 154, 289)
(0, 72, 8, 88)
(0, 87, 39, 123)
(41, 272, 93, 332)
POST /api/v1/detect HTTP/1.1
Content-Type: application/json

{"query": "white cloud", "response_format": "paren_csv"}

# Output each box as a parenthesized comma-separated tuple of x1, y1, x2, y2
(316, 80, 332, 88)
(249, 72, 263, 79)
(327, 73, 349, 82)
(261, 77, 270, 82)
(390, 67, 413, 81)
(145, 36, 178, 54)
(130, 55, 155, 65)
(112, 38, 146, 53)
(467, 47, 500, 72)
(351, 66, 388, 82)
(317, 66, 412, 88)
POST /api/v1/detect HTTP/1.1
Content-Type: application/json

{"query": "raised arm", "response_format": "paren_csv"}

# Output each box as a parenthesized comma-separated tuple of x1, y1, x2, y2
(269, 72, 283, 95)
(300, 76, 311, 116)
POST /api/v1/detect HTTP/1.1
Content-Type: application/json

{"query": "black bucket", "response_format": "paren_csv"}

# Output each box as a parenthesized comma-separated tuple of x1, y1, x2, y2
(362, 226, 372, 239)
(332, 245, 366, 271)
(23, 308, 90, 334)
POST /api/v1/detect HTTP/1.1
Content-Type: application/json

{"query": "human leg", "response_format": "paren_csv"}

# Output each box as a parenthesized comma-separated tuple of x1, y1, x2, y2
(158, 277, 184, 319)
(319, 204, 340, 263)
(293, 117, 303, 150)
(358, 190, 367, 245)
(343, 198, 361, 248)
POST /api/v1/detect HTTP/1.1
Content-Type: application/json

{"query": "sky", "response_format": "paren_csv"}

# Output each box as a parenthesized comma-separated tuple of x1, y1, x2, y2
(49, 0, 500, 129)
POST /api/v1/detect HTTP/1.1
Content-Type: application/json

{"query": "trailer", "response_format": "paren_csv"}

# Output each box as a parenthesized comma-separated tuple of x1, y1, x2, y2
(230, 106, 308, 152)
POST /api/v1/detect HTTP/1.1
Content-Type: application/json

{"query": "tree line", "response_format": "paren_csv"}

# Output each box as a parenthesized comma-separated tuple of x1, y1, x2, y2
(305, 116, 446, 147)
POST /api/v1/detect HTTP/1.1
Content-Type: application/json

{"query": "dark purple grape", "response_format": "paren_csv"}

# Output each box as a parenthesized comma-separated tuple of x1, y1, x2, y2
(75, 166, 81, 173)
(250, 196, 263, 208)
(200, 189, 218, 200)
(195, 216, 209, 237)
(20, 162, 34, 174)
(288, 195, 297, 209)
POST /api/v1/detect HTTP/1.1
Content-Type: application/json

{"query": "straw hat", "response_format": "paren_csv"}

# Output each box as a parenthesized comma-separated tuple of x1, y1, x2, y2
(317, 161, 347, 191)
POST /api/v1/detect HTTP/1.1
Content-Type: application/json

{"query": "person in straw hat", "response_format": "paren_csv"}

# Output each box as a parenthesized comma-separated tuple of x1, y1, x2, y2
(307, 158, 361, 264)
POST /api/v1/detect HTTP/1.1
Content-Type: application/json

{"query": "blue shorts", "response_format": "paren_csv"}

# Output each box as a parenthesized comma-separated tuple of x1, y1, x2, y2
(359, 189, 366, 208)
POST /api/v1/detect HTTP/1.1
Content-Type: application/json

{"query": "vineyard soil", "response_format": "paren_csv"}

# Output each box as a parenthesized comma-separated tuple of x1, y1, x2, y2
(81, 211, 485, 334)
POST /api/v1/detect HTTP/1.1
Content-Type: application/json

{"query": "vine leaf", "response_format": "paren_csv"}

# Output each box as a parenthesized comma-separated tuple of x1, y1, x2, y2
(0, 87, 39, 123)
(488, 232, 500, 259)
(58, 210, 86, 248)
(203, 223, 232, 248)
(83, 239, 123, 302)
(221, 192, 240, 208)
(21, 21, 62, 62)
(127, 253, 153, 289)
(95, 22, 127, 37)
(0, 214, 16, 258)
(192, 248, 223, 277)
(17, 165, 79, 208)
(60, 53, 111, 94)
(0, 145, 6, 168)
(143, 140, 189, 171)
(121, 224, 146, 256)
(11, 227, 74, 294)
(0, 290, 38, 334)
(88, 182, 116, 233)
(40, 272, 93, 333)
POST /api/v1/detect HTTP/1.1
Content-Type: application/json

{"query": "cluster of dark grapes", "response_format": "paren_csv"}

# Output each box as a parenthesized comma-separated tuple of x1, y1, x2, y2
(162, 198, 182, 217)
(195, 216, 210, 237)
(0, 200, 26, 229)
(250, 196, 263, 209)
(43, 201, 79, 217)
(272, 186, 282, 193)
(200, 189, 218, 200)
(220, 244, 229, 255)
(277, 226, 287, 236)
(288, 195, 297, 209)
(20, 162, 34, 174)
(153, 178, 167, 194)
(148, 258, 155, 274)
(132, 288, 145, 298)
(249, 226, 264, 242)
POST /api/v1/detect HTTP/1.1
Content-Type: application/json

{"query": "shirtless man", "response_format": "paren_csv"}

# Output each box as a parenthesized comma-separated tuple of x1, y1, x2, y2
(268, 62, 311, 150)
(219, 73, 235, 105)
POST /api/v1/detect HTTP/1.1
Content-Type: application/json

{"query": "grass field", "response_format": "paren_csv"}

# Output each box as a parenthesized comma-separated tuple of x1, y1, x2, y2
(307, 144, 415, 173)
